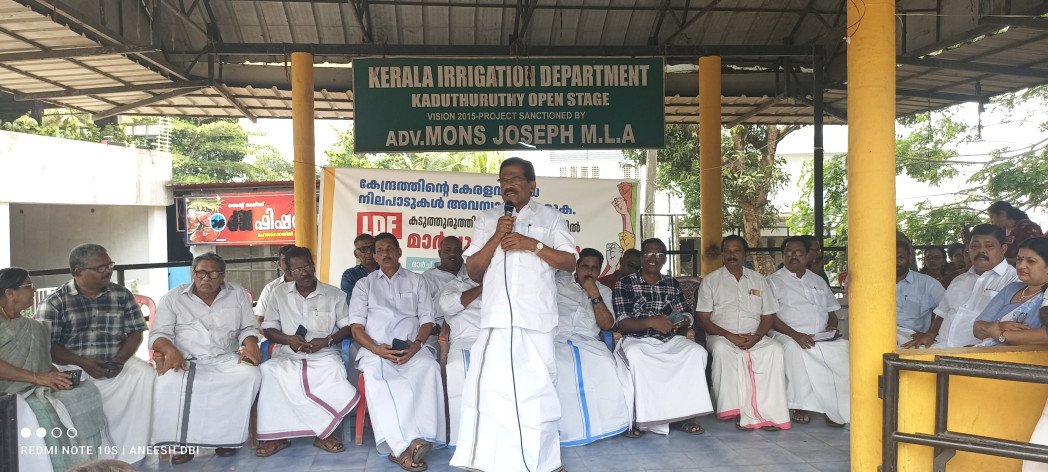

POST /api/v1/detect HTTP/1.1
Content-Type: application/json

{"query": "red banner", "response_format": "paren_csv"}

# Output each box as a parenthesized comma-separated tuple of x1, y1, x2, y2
(185, 193, 296, 245)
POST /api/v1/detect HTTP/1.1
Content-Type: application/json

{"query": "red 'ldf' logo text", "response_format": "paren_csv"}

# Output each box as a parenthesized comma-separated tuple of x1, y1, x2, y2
(358, 212, 402, 238)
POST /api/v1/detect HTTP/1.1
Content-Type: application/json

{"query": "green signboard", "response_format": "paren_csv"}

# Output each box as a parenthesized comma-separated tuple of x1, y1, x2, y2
(352, 57, 665, 152)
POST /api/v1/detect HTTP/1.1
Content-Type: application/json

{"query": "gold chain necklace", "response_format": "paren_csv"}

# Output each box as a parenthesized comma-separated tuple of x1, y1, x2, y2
(1020, 285, 1044, 299)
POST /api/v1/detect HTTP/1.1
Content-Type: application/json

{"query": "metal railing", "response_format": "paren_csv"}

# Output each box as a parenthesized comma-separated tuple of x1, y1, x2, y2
(881, 354, 1048, 472)
(26, 256, 279, 287)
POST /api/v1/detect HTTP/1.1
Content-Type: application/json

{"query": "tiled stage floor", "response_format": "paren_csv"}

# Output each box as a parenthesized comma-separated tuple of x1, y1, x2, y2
(136, 415, 849, 472)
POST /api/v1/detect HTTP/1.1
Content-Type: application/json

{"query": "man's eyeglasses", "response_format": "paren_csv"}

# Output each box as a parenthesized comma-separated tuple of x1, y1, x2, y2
(289, 264, 315, 275)
(82, 263, 116, 274)
(643, 252, 666, 258)
(19, 283, 34, 290)
(193, 270, 225, 280)
(355, 245, 375, 254)
(497, 176, 529, 185)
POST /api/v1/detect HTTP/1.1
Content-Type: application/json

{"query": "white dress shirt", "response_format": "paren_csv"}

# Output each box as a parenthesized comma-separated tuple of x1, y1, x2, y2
(767, 268, 841, 335)
(696, 266, 779, 335)
(254, 276, 287, 318)
(896, 270, 946, 333)
(933, 260, 1017, 347)
(150, 282, 259, 360)
(463, 199, 578, 333)
(555, 271, 613, 341)
(348, 266, 433, 359)
(422, 265, 466, 325)
(261, 281, 351, 356)
(439, 275, 483, 344)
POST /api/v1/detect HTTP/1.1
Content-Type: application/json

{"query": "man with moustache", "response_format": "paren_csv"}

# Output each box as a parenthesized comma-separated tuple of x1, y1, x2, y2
(598, 248, 642, 289)
(255, 246, 358, 457)
(696, 235, 790, 431)
(255, 244, 295, 324)
(150, 253, 263, 464)
(554, 248, 630, 445)
(768, 237, 849, 427)
(422, 236, 467, 354)
(903, 224, 1017, 348)
(451, 157, 577, 472)
(895, 234, 947, 346)
(341, 233, 379, 303)
(37, 243, 155, 464)
(614, 238, 713, 437)
(350, 232, 445, 471)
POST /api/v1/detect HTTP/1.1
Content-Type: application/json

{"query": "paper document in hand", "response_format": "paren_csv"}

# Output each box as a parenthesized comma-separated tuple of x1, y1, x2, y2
(812, 330, 838, 342)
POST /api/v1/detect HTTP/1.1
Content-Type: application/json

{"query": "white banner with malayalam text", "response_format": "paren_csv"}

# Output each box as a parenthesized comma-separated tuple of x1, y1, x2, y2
(318, 167, 638, 284)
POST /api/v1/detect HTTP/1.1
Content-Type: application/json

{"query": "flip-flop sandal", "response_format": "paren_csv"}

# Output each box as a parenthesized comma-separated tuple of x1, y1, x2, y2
(790, 409, 812, 424)
(255, 439, 290, 457)
(313, 436, 346, 453)
(389, 452, 428, 472)
(735, 422, 751, 431)
(826, 417, 847, 428)
(760, 425, 781, 431)
(408, 438, 433, 465)
(624, 428, 644, 438)
(680, 422, 705, 435)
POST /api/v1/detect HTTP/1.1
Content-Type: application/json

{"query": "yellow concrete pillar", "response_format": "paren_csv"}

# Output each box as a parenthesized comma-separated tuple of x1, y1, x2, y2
(291, 52, 317, 254)
(698, 55, 723, 276)
(847, 1, 896, 470)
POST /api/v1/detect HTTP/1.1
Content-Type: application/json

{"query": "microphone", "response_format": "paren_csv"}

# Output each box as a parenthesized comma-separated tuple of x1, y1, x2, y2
(503, 201, 514, 217)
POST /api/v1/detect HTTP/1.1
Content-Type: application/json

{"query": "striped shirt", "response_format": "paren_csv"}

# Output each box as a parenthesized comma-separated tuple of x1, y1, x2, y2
(35, 280, 146, 360)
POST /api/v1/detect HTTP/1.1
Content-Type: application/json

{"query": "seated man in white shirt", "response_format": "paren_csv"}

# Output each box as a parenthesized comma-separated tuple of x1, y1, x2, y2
(437, 272, 483, 448)
(768, 237, 849, 427)
(421, 236, 467, 355)
(256, 246, 358, 457)
(254, 244, 294, 325)
(554, 248, 630, 445)
(696, 235, 790, 431)
(896, 233, 947, 346)
(903, 224, 1017, 348)
(150, 253, 263, 464)
(350, 232, 445, 471)
(614, 238, 714, 437)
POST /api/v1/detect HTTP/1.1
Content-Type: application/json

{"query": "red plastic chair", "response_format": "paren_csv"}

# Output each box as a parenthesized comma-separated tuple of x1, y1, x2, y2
(355, 372, 368, 445)
(135, 294, 157, 360)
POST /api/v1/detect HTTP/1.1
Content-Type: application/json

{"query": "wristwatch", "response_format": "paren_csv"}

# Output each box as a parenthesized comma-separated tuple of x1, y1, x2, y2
(533, 242, 545, 254)
(998, 331, 1007, 343)
(590, 296, 603, 305)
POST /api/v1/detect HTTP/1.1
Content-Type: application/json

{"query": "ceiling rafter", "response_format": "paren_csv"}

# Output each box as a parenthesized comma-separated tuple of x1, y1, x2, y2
(0, 45, 158, 63)
(661, 0, 722, 46)
(15, 80, 211, 101)
(91, 86, 206, 120)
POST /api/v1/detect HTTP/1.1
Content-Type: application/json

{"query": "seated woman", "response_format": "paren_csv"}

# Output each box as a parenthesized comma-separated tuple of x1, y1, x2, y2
(971, 237, 1048, 472)
(0, 267, 109, 472)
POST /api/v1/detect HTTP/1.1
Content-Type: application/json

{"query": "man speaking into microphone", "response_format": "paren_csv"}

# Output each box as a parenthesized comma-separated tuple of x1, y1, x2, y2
(450, 157, 577, 472)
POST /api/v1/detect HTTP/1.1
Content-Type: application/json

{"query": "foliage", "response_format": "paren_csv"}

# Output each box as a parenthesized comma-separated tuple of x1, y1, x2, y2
(325, 126, 503, 174)
(248, 145, 296, 181)
(170, 118, 257, 183)
(0, 110, 138, 146)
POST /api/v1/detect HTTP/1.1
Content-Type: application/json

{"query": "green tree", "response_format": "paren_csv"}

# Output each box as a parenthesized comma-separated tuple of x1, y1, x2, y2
(325, 126, 503, 174)
(247, 145, 295, 181)
(624, 123, 793, 273)
(0, 110, 134, 145)
(170, 118, 257, 183)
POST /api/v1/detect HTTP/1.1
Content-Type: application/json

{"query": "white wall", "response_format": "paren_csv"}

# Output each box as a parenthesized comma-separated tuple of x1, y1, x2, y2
(9, 204, 170, 300)
(0, 130, 172, 206)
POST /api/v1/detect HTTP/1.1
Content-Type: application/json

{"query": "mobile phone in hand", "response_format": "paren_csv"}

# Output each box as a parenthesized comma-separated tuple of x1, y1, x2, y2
(68, 369, 82, 387)
(391, 338, 409, 352)
(667, 312, 687, 326)
(295, 325, 308, 338)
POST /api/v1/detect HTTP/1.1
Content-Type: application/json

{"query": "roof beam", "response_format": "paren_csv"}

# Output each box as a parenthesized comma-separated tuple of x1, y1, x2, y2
(662, 0, 723, 46)
(210, 43, 814, 57)
(91, 86, 206, 120)
(212, 83, 258, 122)
(15, 80, 211, 101)
(0, 45, 159, 63)
(791, 92, 846, 121)
(903, 4, 1048, 57)
(648, 0, 672, 45)
(510, 0, 539, 49)
(724, 94, 785, 127)
(979, 16, 1048, 31)
(159, 0, 209, 38)
(346, 0, 375, 43)
(12, 0, 192, 81)
(896, 55, 1048, 80)
(244, 0, 840, 15)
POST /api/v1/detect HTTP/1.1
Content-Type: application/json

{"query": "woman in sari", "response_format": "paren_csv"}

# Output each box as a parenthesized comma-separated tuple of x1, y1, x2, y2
(989, 201, 1044, 264)
(971, 238, 1048, 471)
(0, 267, 109, 471)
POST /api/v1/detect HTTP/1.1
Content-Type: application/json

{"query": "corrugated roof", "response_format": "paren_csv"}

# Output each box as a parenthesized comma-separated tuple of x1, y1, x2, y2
(0, 0, 1046, 124)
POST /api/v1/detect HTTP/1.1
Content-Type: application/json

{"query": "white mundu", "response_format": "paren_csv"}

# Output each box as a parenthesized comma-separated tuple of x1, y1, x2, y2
(932, 260, 1017, 347)
(150, 282, 262, 448)
(349, 267, 446, 456)
(767, 267, 850, 424)
(451, 198, 577, 472)
(697, 266, 791, 430)
(554, 273, 629, 445)
(438, 274, 483, 447)
(257, 282, 359, 441)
